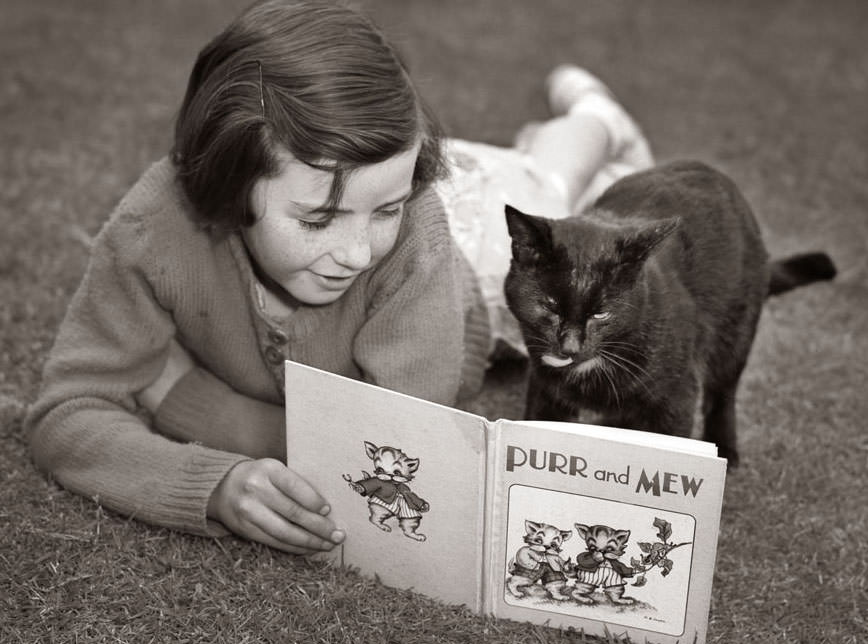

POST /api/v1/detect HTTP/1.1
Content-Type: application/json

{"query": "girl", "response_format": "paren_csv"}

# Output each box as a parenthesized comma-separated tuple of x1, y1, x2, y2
(26, 1, 652, 556)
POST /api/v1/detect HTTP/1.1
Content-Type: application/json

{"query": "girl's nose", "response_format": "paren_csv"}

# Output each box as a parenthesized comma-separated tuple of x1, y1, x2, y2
(331, 216, 372, 270)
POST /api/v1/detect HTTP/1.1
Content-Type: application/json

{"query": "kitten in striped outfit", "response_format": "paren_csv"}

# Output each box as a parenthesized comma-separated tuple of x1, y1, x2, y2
(571, 523, 637, 604)
(343, 441, 430, 542)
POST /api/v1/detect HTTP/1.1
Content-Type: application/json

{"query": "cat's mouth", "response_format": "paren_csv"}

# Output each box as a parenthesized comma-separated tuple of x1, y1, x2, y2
(541, 354, 602, 375)
(376, 474, 410, 483)
(541, 354, 574, 368)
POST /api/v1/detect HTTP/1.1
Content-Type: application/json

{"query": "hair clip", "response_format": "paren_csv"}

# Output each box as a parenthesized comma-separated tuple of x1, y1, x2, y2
(257, 60, 265, 118)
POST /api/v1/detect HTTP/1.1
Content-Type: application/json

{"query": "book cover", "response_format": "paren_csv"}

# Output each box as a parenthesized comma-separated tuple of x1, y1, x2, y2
(485, 420, 725, 643)
(285, 360, 726, 643)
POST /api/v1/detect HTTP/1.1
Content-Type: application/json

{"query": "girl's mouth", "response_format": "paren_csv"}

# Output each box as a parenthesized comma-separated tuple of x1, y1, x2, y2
(313, 272, 358, 290)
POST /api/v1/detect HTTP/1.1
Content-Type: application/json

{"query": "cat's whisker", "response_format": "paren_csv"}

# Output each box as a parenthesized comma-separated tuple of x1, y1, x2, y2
(601, 340, 646, 355)
(599, 349, 645, 381)
(602, 349, 651, 379)
(601, 342, 649, 367)
(599, 349, 656, 401)
(596, 355, 622, 410)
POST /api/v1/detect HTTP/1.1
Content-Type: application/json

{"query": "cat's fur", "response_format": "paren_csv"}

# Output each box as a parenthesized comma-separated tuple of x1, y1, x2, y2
(504, 161, 836, 464)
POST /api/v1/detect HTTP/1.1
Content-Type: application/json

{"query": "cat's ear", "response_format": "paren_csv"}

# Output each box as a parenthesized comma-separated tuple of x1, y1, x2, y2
(560, 529, 573, 542)
(525, 519, 542, 534)
(505, 205, 553, 265)
(614, 529, 631, 546)
(405, 457, 420, 475)
(364, 441, 378, 459)
(574, 523, 590, 539)
(618, 217, 680, 266)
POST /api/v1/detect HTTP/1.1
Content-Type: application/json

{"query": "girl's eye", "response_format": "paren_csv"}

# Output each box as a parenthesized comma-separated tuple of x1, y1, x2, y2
(298, 218, 331, 231)
(592, 311, 611, 321)
(376, 205, 403, 219)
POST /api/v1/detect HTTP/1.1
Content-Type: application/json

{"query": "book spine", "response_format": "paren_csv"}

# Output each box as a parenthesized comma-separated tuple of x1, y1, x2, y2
(479, 419, 500, 615)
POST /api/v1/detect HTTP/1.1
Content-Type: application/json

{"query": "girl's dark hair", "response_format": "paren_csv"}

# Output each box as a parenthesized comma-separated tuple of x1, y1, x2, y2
(172, 0, 446, 232)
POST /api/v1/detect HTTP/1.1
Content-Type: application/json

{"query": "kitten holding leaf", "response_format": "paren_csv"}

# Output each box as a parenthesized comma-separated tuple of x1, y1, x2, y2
(504, 160, 836, 464)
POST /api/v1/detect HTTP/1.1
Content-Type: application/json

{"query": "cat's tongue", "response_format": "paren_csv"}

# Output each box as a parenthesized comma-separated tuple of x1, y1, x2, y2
(541, 354, 574, 368)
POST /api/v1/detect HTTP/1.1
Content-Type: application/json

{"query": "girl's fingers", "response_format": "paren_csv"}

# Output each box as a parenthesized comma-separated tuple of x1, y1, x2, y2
(268, 464, 330, 515)
(262, 481, 345, 546)
(240, 515, 322, 556)
(211, 459, 345, 553)
(247, 505, 339, 553)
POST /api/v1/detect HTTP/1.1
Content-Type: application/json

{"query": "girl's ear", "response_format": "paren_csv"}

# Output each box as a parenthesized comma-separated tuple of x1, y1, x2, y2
(617, 217, 680, 267)
(505, 205, 554, 265)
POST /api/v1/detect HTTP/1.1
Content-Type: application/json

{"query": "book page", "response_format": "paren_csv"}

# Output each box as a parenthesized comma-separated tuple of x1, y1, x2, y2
(486, 419, 726, 644)
(284, 361, 488, 610)
(522, 420, 718, 457)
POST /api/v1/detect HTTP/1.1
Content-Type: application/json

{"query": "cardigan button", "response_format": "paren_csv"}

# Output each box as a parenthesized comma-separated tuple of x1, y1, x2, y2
(264, 345, 284, 365)
(268, 328, 288, 345)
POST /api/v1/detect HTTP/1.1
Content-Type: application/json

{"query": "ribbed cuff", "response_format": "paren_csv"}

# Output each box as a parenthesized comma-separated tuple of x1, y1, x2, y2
(161, 444, 250, 536)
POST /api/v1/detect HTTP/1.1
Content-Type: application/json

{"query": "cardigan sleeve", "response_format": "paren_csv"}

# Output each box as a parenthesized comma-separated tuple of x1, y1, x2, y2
(153, 366, 286, 460)
(25, 209, 248, 537)
(352, 190, 468, 406)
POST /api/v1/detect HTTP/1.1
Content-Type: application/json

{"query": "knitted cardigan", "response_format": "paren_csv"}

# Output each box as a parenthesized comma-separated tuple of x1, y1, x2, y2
(25, 158, 490, 536)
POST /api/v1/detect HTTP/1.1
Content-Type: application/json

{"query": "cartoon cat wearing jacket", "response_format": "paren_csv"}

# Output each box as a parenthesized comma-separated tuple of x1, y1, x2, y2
(343, 441, 429, 542)
(506, 520, 574, 601)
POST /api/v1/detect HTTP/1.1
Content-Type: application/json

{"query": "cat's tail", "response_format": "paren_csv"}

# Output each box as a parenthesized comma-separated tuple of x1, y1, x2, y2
(767, 252, 837, 296)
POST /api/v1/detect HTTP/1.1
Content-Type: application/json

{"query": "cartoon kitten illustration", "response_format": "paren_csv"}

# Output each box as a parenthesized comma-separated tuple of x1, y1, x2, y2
(571, 523, 636, 604)
(506, 520, 574, 601)
(343, 441, 430, 542)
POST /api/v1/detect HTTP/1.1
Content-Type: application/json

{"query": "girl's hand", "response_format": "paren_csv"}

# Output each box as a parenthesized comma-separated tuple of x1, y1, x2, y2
(208, 458, 345, 555)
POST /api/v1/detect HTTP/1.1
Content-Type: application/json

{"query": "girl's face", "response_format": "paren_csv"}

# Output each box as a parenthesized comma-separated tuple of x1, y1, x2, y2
(244, 142, 421, 306)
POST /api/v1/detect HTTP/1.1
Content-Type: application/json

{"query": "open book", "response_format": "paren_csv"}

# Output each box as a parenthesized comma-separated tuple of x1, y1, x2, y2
(285, 360, 726, 643)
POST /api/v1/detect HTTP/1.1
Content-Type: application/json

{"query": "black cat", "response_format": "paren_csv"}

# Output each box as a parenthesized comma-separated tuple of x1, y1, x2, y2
(504, 160, 835, 465)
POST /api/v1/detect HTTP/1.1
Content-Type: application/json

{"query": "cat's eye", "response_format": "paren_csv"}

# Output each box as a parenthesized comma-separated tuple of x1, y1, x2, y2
(542, 296, 558, 311)
(591, 311, 611, 321)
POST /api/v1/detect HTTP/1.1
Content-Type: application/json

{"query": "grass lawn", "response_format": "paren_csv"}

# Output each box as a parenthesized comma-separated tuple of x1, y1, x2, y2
(2, 1, 867, 642)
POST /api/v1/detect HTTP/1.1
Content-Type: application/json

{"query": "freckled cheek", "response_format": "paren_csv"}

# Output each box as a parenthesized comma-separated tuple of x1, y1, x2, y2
(251, 222, 322, 273)
(369, 217, 403, 262)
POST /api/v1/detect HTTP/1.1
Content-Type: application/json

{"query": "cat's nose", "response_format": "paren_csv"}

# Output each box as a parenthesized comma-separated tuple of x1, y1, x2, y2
(559, 327, 584, 354)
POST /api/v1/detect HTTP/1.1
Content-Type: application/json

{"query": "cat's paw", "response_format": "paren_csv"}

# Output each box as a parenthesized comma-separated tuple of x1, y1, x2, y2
(571, 591, 595, 604)
(370, 520, 391, 533)
(609, 596, 636, 605)
(506, 578, 530, 597)
(544, 582, 572, 601)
